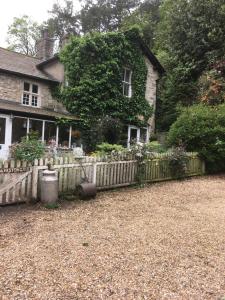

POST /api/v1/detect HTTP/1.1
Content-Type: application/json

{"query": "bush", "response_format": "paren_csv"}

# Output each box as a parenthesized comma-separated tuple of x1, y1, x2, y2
(95, 143, 125, 155)
(168, 146, 188, 179)
(11, 131, 45, 162)
(146, 141, 166, 153)
(167, 104, 225, 173)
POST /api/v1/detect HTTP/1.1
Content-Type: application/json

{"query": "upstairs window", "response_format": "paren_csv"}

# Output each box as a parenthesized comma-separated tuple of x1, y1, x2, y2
(123, 68, 132, 98)
(22, 82, 39, 107)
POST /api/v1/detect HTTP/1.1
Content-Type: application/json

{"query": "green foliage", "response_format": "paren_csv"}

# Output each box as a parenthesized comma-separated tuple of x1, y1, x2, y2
(11, 131, 45, 163)
(198, 59, 225, 105)
(121, 0, 163, 48)
(59, 28, 152, 149)
(46, 0, 80, 45)
(44, 203, 60, 209)
(167, 104, 225, 173)
(146, 141, 166, 153)
(80, 0, 141, 33)
(155, 0, 225, 131)
(7, 15, 41, 56)
(99, 116, 124, 145)
(168, 146, 188, 179)
(95, 143, 125, 155)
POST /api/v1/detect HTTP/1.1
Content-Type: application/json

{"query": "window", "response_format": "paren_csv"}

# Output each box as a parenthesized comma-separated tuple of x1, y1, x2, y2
(12, 117, 27, 143)
(44, 122, 57, 145)
(127, 126, 149, 147)
(58, 125, 70, 147)
(123, 68, 132, 97)
(22, 82, 39, 107)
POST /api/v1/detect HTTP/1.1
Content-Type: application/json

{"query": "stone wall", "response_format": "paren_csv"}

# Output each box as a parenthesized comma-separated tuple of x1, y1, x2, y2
(144, 56, 159, 133)
(0, 72, 66, 113)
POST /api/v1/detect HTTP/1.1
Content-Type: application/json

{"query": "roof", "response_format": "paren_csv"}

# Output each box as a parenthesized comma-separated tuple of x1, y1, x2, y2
(138, 39, 165, 75)
(0, 99, 78, 121)
(0, 48, 59, 83)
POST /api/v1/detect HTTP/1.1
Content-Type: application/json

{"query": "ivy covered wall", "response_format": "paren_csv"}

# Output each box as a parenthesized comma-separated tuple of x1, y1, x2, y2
(58, 27, 154, 149)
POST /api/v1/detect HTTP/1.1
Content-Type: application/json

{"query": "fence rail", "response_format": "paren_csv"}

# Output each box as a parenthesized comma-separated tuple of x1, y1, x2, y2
(0, 153, 205, 205)
(0, 151, 199, 170)
(0, 171, 32, 205)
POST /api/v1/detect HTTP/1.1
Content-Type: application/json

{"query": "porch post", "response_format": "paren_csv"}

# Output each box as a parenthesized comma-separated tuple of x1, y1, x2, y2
(26, 118, 30, 137)
(42, 121, 45, 143)
(56, 126, 59, 147)
(127, 125, 131, 148)
(69, 125, 72, 148)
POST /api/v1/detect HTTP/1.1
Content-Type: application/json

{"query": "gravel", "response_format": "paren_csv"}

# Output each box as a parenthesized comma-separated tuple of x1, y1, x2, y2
(1, 175, 225, 300)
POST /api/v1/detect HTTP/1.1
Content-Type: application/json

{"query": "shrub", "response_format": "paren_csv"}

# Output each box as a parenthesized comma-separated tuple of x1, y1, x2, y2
(168, 146, 188, 179)
(146, 141, 166, 153)
(11, 131, 45, 163)
(95, 143, 125, 155)
(167, 104, 225, 172)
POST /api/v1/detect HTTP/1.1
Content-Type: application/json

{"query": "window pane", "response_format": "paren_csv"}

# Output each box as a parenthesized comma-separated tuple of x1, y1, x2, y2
(130, 128, 138, 144)
(29, 119, 43, 139)
(140, 128, 147, 143)
(12, 117, 27, 143)
(58, 125, 70, 147)
(45, 122, 57, 145)
(23, 93, 30, 105)
(32, 95, 38, 107)
(123, 83, 130, 97)
(71, 128, 82, 148)
(124, 69, 131, 83)
(32, 84, 38, 94)
(0, 118, 6, 144)
(24, 82, 30, 91)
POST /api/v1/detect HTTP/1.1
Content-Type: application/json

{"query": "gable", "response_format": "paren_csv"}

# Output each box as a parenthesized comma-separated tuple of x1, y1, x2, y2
(0, 48, 59, 83)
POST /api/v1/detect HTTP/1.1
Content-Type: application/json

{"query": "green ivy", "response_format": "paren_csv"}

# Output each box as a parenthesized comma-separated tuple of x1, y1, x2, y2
(58, 28, 153, 134)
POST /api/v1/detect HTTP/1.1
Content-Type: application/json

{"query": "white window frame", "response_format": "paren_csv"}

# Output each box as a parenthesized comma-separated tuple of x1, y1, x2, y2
(123, 68, 132, 98)
(127, 125, 150, 148)
(22, 82, 40, 107)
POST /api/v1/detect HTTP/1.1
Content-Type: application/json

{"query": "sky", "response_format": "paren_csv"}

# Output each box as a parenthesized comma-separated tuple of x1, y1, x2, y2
(0, 0, 81, 48)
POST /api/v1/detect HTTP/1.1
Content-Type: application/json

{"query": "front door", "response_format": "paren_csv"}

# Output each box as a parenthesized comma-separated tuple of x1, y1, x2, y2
(0, 114, 12, 160)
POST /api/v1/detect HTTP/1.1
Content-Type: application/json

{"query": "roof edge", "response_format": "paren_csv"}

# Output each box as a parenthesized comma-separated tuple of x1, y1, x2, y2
(138, 39, 165, 75)
(36, 55, 59, 69)
(0, 68, 60, 83)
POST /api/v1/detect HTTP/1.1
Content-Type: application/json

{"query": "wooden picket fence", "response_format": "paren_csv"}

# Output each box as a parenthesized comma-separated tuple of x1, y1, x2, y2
(0, 153, 205, 205)
(0, 171, 32, 205)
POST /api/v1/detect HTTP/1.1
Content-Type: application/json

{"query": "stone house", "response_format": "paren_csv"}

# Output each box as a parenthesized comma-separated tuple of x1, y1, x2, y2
(0, 30, 164, 159)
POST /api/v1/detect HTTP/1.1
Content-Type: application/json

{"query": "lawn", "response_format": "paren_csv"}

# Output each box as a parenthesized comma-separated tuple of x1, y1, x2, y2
(0, 176, 225, 300)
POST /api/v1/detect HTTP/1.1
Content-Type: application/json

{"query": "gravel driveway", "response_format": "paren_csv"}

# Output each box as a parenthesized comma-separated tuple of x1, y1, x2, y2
(0, 176, 225, 300)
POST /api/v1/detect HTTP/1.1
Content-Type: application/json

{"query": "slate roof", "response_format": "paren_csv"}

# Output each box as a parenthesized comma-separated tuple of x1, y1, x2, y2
(0, 47, 59, 82)
(0, 99, 78, 120)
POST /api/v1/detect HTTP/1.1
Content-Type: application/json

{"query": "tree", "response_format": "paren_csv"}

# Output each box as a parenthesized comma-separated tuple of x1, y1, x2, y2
(7, 15, 41, 56)
(155, 0, 225, 131)
(46, 0, 80, 46)
(121, 0, 163, 47)
(167, 104, 225, 173)
(80, 0, 142, 33)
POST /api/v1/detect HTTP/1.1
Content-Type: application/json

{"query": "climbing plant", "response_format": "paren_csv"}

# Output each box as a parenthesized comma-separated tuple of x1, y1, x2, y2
(58, 27, 152, 150)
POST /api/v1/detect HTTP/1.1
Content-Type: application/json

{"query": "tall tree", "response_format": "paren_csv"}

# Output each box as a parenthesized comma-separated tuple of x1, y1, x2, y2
(121, 0, 163, 47)
(155, 0, 225, 131)
(7, 15, 41, 56)
(46, 0, 80, 46)
(80, 0, 142, 33)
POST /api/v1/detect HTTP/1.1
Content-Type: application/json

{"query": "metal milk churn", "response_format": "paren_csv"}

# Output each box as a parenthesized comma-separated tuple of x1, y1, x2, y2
(41, 169, 58, 204)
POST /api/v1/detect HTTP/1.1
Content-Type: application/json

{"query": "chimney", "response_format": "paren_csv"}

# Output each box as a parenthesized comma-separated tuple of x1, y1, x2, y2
(36, 29, 54, 60)
(61, 33, 71, 49)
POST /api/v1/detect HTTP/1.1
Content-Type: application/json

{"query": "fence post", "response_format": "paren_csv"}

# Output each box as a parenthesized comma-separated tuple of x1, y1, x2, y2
(201, 160, 206, 175)
(93, 163, 97, 185)
(31, 167, 39, 199)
